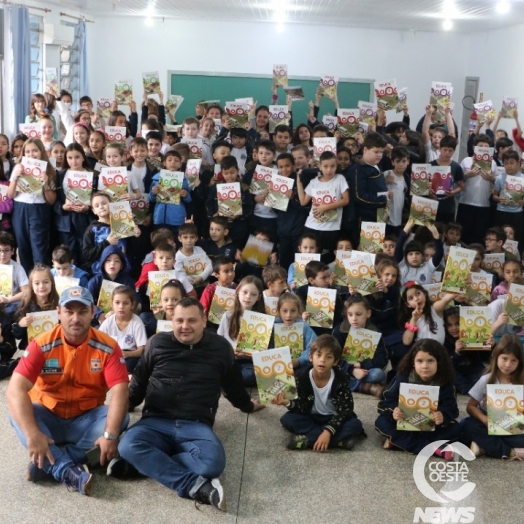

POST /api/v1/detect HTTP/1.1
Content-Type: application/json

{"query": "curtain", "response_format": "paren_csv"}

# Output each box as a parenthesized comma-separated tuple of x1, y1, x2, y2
(74, 20, 88, 100)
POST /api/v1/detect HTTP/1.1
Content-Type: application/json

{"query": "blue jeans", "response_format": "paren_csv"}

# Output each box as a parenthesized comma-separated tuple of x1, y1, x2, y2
(349, 368, 386, 391)
(118, 417, 226, 499)
(9, 404, 130, 481)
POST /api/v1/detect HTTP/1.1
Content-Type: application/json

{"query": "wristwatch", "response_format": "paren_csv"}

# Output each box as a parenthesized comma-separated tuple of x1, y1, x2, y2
(103, 431, 119, 441)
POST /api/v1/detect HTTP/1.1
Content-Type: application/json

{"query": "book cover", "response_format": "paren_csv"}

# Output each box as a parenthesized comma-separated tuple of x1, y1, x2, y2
(45, 68, 59, 97)
(114, 80, 133, 105)
(156, 320, 173, 333)
(63, 171, 93, 206)
(185, 159, 202, 189)
(157, 170, 184, 205)
(473, 100, 496, 125)
(273, 64, 288, 88)
(18, 123, 41, 139)
(294, 253, 321, 288)
(344, 254, 378, 295)
(18, 157, 47, 194)
(501, 96, 518, 119)
(263, 295, 279, 316)
(165, 95, 184, 115)
(410, 195, 439, 227)
(185, 138, 203, 160)
(486, 384, 524, 435)
(104, 126, 127, 144)
(440, 246, 476, 294)
(337, 109, 359, 138)
(182, 254, 208, 279)
(360, 222, 386, 255)
(482, 253, 505, 273)
(473, 146, 494, 175)
(430, 82, 453, 124)
(97, 97, 112, 119)
(53, 276, 80, 297)
(410, 164, 432, 196)
(253, 347, 297, 405)
(236, 310, 275, 355)
(459, 306, 492, 350)
(283, 86, 305, 101)
(397, 383, 440, 431)
(249, 165, 276, 195)
(98, 166, 129, 200)
(430, 165, 452, 196)
(208, 286, 236, 325)
(422, 283, 444, 303)
(130, 197, 150, 226)
(142, 71, 161, 94)
(319, 75, 338, 101)
(269, 105, 289, 134)
(466, 273, 493, 306)
(374, 79, 399, 111)
(274, 323, 303, 359)
(377, 204, 389, 224)
(0, 264, 13, 298)
(321, 115, 338, 134)
(506, 283, 524, 327)
(148, 270, 177, 309)
(310, 186, 338, 223)
(241, 235, 274, 267)
(217, 182, 242, 217)
(28, 310, 59, 342)
(306, 287, 337, 329)
(225, 102, 249, 128)
(396, 87, 408, 113)
(342, 327, 381, 364)
(109, 201, 135, 240)
(313, 137, 337, 162)
(97, 279, 121, 313)
(503, 239, 520, 258)
(503, 175, 524, 207)
(264, 173, 294, 212)
(333, 250, 353, 286)
(358, 101, 377, 125)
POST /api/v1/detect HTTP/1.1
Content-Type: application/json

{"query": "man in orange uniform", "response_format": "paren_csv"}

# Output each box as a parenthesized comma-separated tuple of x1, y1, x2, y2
(7, 287, 129, 496)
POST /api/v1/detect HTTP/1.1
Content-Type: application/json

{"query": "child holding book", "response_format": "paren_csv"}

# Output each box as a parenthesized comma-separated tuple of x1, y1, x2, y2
(461, 334, 524, 459)
(217, 275, 265, 386)
(491, 260, 522, 301)
(287, 232, 319, 290)
(50, 244, 89, 288)
(272, 334, 364, 451)
(87, 130, 107, 169)
(383, 146, 409, 235)
(199, 256, 237, 319)
(375, 339, 461, 458)
(99, 285, 147, 373)
(12, 265, 59, 350)
(99, 142, 141, 201)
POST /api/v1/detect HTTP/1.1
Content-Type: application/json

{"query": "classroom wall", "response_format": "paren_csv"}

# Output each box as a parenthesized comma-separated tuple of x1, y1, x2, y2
(87, 17, 471, 128)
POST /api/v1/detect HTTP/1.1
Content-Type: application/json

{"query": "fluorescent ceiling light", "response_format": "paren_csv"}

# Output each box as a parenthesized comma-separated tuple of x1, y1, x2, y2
(442, 18, 453, 30)
(496, 0, 510, 14)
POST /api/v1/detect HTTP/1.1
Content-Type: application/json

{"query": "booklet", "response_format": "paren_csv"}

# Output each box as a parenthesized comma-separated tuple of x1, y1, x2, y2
(225, 102, 249, 128)
(130, 197, 149, 226)
(28, 310, 59, 342)
(397, 383, 440, 431)
(148, 270, 177, 309)
(97, 279, 121, 313)
(263, 295, 279, 316)
(473, 146, 494, 175)
(358, 101, 377, 126)
(185, 138, 203, 160)
(430, 165, 452, 197)
(344, 253, 378, 295)
(207, 286, 236, 325)
(374, 79, 399, 111)
(487, 384, 524, 436)
(422, 283, 444, 303)
(503, 239, 520, 258)
(249, 165, 276, 195)
(114, 80, 133, 105)
(142, 71, 161, 94)
(466, 272, 493, 306)
(376, 196, 389, 224)
(430, 81, 453, 124)
(309, 185, 338, 223)
(236, 310, 275, 355)
(45, 67, 59, 97)
(182, 254, 208, 281)
(156, 320, 173, 333)
(440, 246, 476, 294)
(18, 123, 41, 138)
(503, 175, 524, 207)
(185, 159, 202, 188)
(294, 253, 321, 288)
(253, 346, 297, 405)
(283, 86, 305, 101)
(410, 195, 439, 227)
(321, 115, 338, 134)
(109, 201, 135, 240)
(337, 109, 360, 138)
(396, 87, 408, 113)
(410, 164, 432, 196)
(63, 171, 93, 206)
(18, 157, 46, 194)
(313, 137, 337, 162)
(0, 264, 13, 298)
(482, 253, 505, 273)
(360, 222, 386, 255)
(342, 327, 381, 364)
(501, 96, 518, 119)
(473, 100, 496, 125)
(157, 170, 184, 205)
(318, 75, 338, 101)
(506, 283, 524, 327)
(98, 166, 129, 200)
(97, 97, 112, 119)
(459, 306, 492, 350)
(264, 173, 294, 212)
(274, 323, 303, 360)
(333, 250, 353, 286)
(105, 126, 127, 144)
(165, 95, 184, 116)
(269, 105, 289, 134)
(53, 276, 80, 297)
(241, 235, 274, 267)
(217, 182, 242, 217)
(306, 287, 337, 329)
(273, 64, 288, 88)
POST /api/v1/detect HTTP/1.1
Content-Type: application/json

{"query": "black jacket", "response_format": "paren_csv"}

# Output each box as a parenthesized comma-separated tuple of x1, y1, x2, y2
(129, 330, 255, 426)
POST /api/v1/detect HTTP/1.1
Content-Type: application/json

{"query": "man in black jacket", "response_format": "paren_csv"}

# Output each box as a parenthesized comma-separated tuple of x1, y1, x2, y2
(110, 298, 263, 511)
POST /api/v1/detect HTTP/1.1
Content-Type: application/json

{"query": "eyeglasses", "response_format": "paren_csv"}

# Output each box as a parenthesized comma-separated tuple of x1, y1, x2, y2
(0, 249, 12, 254)
(484, 238, 497, 242)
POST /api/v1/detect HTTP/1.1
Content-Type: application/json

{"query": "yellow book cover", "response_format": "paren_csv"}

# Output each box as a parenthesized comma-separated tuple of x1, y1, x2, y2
(236, 310, 275, 355)
(503, 174, 524, 207)
(98, 166, 129, 200)
(487, 384, 524, 436)
(241, 235, 274, 267)
(374, 79, 399, 111)
(506, 283, 524, 327)
(109, 201, 135, 240)
(440, 246, 476, 294)
(208, 286, 236, 325)
(306, 287, 337, 329)
(318, 75, 338, 101)
(142, 71, 161, 94)
(28, 311, 59, 342)
(501, 96, 518, 119)
(217, 182, 242, 217)
(156, 320, 173, 334)
(182, 254, 208, 278)
(344, 254, 377, 295)
(18, 157, 46, 195)
(410, 195, 438, 227)
(459, 306, 492, 350)
(422, 283, 444, 303)
(294, 253, 320, 288)
(148, 270, 177, 310)
(360, 222, 386, 254)
(397, 383, 439, 432)
(53, 276, 80, 297)
(466, 273, 492, 306)
(157, 170, 184, 205)
(0, 264, 13, 298)
(342, 327, 381, 364)
(263, 295, 279, 316)
(482, 253, 504, 273)
(97, 280, 121, 313)
(333, 250, 352, 286)
(114, 79, 133, 105)
(274, 323, 303, 360)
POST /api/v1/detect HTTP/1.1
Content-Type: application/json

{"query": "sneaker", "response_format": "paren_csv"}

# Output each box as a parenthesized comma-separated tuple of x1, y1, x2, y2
(27, 462, 54, 482)
(194, 478, 227, 512)
(62, 464, 93, 496)
(106, 457, 139, 478)
(286, 434, 309, 450)
(470, 441, 485, 458)
(337, 438, 355, 450)
(503, 448, 524, 461)
(434, 446, 454, 461)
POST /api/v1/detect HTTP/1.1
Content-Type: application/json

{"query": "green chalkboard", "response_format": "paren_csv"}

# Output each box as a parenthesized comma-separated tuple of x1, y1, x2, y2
(168, 71, 372, 123)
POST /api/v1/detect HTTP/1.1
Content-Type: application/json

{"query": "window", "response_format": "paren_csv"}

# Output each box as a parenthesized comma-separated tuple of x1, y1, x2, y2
(29, 14, 43, 93)
(60, 21, 80, 104)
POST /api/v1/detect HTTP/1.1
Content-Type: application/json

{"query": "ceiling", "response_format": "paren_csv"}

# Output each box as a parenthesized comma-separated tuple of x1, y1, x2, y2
(56, 0, 524, 32)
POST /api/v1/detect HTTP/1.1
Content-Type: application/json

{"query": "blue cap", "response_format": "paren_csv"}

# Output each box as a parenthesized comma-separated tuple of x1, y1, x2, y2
(59, 287, 94, 307)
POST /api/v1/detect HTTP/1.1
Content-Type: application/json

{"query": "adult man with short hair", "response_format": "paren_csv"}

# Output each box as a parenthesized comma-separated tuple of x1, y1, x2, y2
(7, 287, 129, 496)
(110, 298, 264, 511)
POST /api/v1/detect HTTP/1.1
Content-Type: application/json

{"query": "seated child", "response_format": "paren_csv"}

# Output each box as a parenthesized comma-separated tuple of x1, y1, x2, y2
(287, 232, 319, 290)
(272, 334, 364, 451)
(235, 228, 278, 282)
(0, 231, 29, 315)
(50, 244, 89, 288)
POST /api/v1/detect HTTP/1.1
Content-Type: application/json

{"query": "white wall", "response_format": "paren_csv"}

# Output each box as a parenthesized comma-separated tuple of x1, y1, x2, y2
(87, 17, 470, 128)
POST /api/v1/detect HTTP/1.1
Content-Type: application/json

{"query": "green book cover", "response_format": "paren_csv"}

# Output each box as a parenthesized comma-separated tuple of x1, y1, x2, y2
(397, 383, 439, 432)
(487, 384, 524, 436)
